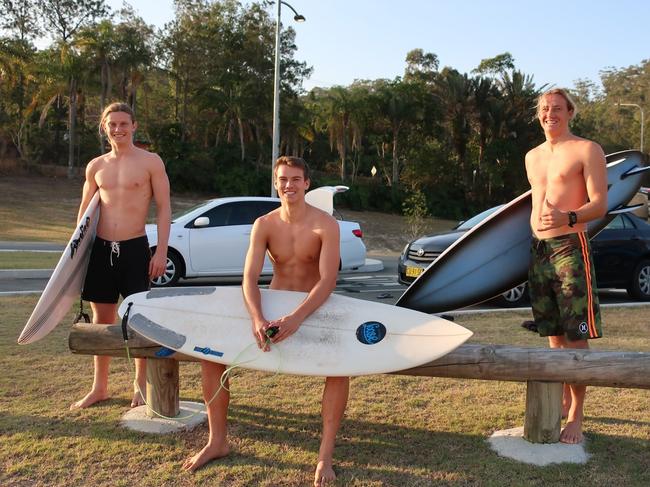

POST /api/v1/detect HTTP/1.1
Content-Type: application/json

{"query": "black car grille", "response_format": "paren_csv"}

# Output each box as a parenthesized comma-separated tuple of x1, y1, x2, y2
(407, 248, 441, 263)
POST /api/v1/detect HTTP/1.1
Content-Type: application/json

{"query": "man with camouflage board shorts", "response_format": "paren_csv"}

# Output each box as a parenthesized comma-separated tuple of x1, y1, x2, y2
(525, 88, 607, 443)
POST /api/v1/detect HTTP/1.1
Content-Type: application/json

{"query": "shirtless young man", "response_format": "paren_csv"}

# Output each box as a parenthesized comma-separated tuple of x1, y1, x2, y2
(70, 102, 171, 410)
(525, 88, 607, 443)
(182, 156, 348, 486)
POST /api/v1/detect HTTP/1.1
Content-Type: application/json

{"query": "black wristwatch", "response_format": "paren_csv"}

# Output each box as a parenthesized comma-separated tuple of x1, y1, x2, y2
(568, 211, 578, 227)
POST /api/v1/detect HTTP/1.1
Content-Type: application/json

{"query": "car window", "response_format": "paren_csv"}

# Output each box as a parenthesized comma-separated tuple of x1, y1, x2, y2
(198, 202, 261, 227)
(228, 202, 263, 225)
(171, 200, 211, 221)
(456, 205, 504, 230)
(187, 200, 281, 228)
(605, 215, 626, 230)
(256, 201, 281, 218)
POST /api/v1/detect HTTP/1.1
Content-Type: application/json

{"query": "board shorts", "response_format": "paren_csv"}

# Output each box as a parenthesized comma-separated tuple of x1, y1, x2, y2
(528, 232, 602, 341)
(82, 235, 151, 304)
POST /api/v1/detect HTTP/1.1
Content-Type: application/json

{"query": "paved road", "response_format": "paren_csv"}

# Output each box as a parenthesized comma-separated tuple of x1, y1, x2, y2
(2, 244, 647, 310)
(1, 253, 645, 312)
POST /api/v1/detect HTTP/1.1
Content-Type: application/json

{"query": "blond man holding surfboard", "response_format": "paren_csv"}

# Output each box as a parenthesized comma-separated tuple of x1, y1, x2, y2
(525, 88, 607, 443)
(182, 156, 348, 486)
(70, 102, 171, 410)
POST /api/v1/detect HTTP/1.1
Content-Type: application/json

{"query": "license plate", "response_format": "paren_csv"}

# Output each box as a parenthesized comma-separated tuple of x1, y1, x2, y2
(405, 266, 423, 278)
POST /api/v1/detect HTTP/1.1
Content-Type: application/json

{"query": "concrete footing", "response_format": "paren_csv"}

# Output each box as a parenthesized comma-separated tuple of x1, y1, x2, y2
(487, 426, 589, 466)
(120, 401, 207, 434)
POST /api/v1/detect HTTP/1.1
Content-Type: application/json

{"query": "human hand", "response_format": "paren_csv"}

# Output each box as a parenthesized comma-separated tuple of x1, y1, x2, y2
(266, 314, 302, 344)
(149, 250, 167, 279)
(537, 199, 567, 231)
(252, 319, 272, 351)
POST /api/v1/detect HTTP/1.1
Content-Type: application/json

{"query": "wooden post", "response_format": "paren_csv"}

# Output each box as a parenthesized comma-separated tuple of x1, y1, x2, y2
(523, 381, 562, 443)
(146, 358, 180, 418)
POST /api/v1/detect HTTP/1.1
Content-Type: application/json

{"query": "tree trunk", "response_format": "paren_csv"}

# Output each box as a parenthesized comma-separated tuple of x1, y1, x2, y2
(99, 61, 111, 154)
(67, 77, 77, 179)
(237, 116, 245, 161)
(392, 125, 400, 188)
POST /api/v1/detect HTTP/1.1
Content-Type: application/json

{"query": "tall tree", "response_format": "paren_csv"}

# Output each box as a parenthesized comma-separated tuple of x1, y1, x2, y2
(435, 68, 474, 192)
(37, 0, 109, 177)
(473, 52, 515, 77)
(1, 0, 42, 42)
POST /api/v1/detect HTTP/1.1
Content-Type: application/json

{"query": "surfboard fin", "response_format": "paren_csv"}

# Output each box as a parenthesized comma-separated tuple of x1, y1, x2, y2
(621, 165, 650, 179)
(607, 204, 645, 215)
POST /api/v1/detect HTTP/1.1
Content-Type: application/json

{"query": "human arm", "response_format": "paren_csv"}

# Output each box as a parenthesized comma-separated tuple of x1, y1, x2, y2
(269, 217, 340, 344)
(149, 156, 171, 279)
(77, 160, 99, 224)
(242, 218, 271, 350)
(574, 142, 608, 221)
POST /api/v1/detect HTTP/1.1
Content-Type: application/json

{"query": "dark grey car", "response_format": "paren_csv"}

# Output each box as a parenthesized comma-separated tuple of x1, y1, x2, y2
(398, 208, 650, 307)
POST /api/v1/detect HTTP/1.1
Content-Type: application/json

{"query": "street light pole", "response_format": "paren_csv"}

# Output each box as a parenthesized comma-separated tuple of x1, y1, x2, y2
(617, 102, 645, 153)
(271, 1, 305, 196)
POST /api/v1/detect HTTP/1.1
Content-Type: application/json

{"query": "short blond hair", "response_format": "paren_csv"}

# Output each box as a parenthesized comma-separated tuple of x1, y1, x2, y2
(536, 88, 577, 120)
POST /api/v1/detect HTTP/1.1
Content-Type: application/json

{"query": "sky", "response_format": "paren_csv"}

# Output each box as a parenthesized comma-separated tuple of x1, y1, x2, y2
(103, 0, 650, 92)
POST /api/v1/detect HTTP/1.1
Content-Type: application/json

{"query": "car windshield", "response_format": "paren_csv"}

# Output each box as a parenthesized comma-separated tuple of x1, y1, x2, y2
(455, 205, 504, 230)
(171, 200, 212, 222)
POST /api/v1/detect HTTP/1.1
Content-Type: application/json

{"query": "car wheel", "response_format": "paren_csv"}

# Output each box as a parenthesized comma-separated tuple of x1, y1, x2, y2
(495, 283, 528, 307)
(627, 259, 650, 301)
(151, 250, 183, 287)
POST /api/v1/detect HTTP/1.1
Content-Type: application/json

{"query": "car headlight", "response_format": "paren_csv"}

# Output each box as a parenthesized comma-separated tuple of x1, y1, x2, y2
(401, 242, 410, 259)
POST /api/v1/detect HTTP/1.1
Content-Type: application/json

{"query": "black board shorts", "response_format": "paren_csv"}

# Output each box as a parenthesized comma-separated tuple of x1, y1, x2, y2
(82, 235, 151, 304)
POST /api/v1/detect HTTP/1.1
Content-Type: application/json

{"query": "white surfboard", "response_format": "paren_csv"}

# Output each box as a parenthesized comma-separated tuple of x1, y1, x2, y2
(118, 287, 472, 376)
(18, 192, 100, 344)
(305, 185, 349, 215)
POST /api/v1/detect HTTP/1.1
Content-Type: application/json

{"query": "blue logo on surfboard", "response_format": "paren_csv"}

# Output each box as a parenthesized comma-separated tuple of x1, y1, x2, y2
(194, 346, 224, 357)
(356, 322, 386, 345)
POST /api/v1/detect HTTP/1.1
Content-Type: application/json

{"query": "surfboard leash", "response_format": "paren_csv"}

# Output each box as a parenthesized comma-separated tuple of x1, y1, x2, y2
(72, 297, 91, 324)
(119, 302, 282, 421)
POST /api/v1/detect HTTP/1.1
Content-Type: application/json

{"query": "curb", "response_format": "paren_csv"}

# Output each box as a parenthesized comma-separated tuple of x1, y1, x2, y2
(342, 258, 384, 274)
(0, 259, 384, 281)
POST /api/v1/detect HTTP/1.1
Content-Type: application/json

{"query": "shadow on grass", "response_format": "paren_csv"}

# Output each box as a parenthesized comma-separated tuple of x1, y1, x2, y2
(590, 415, 650, 428)
(178, 403, 650, 485)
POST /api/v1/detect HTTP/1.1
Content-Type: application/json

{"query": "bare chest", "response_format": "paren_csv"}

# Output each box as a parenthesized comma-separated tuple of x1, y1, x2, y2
(529, 153, 583, 189)
(267, 225, 322, 265)
(95, 162, 151, 195)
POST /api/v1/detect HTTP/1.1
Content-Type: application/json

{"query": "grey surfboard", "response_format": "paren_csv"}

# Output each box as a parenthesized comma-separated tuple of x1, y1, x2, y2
(397, 150, 649, 313)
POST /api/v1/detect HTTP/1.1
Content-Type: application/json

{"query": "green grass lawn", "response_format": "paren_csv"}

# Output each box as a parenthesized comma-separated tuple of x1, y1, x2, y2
(0, 252, 60, 269)
(2, 297, 649, 486)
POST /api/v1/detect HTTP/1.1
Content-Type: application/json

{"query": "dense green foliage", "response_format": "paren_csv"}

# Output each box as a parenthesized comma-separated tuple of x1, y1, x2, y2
(0, 0, 647, 217)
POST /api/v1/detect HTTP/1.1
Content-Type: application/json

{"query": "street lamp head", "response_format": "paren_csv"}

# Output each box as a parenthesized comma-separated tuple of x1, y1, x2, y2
(280, 2, 306, 22)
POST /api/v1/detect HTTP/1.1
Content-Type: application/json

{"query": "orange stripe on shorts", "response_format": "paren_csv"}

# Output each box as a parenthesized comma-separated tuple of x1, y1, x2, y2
(578, 232, 597, 337)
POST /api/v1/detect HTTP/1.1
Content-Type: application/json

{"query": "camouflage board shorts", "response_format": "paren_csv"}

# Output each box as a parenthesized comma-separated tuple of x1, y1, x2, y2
(528, 232, 602, 341)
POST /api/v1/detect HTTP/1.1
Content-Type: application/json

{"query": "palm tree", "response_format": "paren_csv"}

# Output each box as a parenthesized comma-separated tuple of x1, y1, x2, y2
(312, 86, 353, 182)
(37, 0, 109, 177)
(435, 68, 475, 191)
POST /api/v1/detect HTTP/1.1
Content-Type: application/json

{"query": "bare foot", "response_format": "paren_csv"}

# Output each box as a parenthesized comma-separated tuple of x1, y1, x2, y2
(182, 442, 230, 472)
(560, 420, 583, 444)
(314, 460, 336, 486)
(70, 389, 109, 410)
(131, 381, 146, 408)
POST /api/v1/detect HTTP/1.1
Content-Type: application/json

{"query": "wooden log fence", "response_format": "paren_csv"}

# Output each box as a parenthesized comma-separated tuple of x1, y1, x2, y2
(69, 322, 650, 442)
